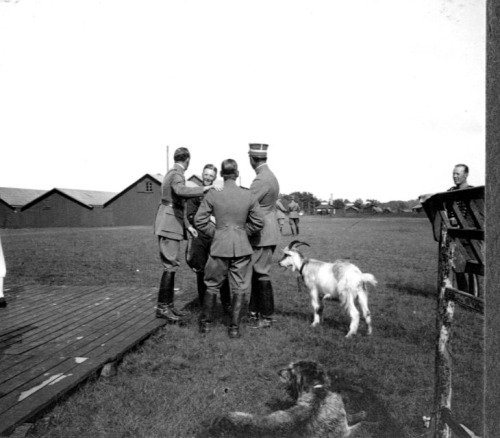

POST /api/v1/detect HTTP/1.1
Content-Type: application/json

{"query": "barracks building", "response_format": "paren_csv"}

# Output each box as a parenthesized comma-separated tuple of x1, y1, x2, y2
(0, 173, 201, 228)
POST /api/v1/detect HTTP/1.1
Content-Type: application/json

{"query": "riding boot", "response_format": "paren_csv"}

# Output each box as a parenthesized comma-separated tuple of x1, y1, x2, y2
(248, 275, 259, 322)
(254, 280, 274, 328)
(228, 293, 244, 338)
(156, 271, 180, 322)
(196, 271, 207, 306)
(220, 279, 232, 316)
(200, 292, 216, 334)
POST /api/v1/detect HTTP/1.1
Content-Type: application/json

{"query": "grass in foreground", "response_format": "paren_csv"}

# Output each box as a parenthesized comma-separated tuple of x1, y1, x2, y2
(1, 217, 484, 437)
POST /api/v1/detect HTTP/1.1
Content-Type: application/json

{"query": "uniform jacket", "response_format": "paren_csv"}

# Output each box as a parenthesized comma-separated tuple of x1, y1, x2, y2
(288, 200, 300, 219)
(194, 179, 264, 257)
(154, 163, 205, 240)
(276, 199, 287, 220)
(185, 185, 216, 239)
(249, 164, 280, 247)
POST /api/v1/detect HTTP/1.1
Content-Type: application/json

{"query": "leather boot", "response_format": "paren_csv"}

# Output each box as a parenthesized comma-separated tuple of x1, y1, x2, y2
(200, 292, 216, 334)
(248, 275, 259, 322)
(254, 280, 274, 328)
(156, 271, 180, 322)
(196, 272, 206, 306)
(220, 279, 232, 316)
(228, 293, 244, 338)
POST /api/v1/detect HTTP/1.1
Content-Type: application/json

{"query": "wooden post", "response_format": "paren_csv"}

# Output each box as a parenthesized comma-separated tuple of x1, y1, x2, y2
(434, 223, 456, 438)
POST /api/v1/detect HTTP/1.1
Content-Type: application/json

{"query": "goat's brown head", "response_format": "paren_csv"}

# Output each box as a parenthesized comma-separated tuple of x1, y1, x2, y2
(278, 241, 310, 271)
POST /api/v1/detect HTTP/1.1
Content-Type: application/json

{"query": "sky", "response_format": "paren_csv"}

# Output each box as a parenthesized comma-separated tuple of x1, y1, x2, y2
(0, 0, 485, 203)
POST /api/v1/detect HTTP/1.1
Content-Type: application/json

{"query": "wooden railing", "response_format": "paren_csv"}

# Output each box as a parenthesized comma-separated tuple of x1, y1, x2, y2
(422, 186, 484, 438)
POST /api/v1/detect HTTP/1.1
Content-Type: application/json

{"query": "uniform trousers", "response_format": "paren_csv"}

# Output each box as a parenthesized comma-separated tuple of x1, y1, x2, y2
(251, 246, 276, 281)
(205, 255, 252, 296)
(158, 236, 182, 272)
(186, 232, 212, 272)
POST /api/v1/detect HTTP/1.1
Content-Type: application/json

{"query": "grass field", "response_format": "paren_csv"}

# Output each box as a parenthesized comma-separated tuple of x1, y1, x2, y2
(0, 216, 484, 437)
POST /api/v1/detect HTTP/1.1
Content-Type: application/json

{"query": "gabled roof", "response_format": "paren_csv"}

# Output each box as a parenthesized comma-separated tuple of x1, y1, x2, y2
(103, 174, 162, 206)
(23, 188, 117, 210)
(0, 187, 49, 208)
(56, 188, 117, 207)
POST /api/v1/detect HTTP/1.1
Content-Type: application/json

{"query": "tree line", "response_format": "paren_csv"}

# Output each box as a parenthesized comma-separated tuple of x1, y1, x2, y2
(280, 192, 419, 214)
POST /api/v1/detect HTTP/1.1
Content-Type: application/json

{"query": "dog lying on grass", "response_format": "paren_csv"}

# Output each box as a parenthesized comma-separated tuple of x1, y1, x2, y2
(279, 241, 377, 338)
(211, 360, 368, 438)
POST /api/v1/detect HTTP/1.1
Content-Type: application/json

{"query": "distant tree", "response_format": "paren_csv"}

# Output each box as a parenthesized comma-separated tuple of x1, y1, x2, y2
(354, 198, 364, 209)
(343, 199, 351, 205)
(331, 198, 345, 209)
(366, 199, 380, 207)
(288, 191, 321, 215)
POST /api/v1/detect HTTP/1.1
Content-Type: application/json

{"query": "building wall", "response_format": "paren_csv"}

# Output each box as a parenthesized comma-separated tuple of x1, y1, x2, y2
(105, 176, 161, 227)
(0, 204, 20, 228)
(20, 192, 102, 228)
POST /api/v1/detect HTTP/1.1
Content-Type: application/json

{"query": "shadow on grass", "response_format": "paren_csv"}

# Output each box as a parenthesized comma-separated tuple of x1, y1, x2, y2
(385, 281, 435, 299)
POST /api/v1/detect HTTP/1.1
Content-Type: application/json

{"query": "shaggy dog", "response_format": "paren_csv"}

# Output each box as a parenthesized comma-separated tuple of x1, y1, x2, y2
(279, 241, 377, 337)
(211, 361, 367, 438)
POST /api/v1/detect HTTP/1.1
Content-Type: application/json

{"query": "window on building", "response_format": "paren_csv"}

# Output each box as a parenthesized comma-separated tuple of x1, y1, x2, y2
(145, 181, 153, 192)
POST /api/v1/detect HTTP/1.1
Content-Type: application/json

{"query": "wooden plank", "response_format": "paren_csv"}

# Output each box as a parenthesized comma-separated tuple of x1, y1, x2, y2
(0, 283, 196, 436)
(0, 292, 154, 383)
(0, 289, 145, 345)
(434, 227, 455, 438)
(464, 260, 484, 276)
(444, 287, 484, 314)
(447, 228, 484, 241)
(3, 287, 154, 355)
(441, 408, 479, 438)
(0, 317, 166, 436)
(0, 285, 109, 327)
(0, 304, 157, 407)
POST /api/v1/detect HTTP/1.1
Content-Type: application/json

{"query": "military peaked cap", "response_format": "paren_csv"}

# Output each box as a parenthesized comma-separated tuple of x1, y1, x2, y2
(248, 143, 269, 158)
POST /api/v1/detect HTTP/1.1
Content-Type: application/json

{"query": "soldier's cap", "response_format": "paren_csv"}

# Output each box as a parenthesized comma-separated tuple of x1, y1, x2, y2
(248, 143, 269, 158)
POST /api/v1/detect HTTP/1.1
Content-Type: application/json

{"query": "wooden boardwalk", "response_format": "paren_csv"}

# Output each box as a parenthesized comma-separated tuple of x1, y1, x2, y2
(0, 284, 195, 436)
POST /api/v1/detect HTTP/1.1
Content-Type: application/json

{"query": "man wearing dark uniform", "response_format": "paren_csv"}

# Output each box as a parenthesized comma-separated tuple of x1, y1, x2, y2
(247, 143, 281, 328)
(185, 164, 231, 313)
(154, 147, 222, 322)
(195, 159, 264, 338)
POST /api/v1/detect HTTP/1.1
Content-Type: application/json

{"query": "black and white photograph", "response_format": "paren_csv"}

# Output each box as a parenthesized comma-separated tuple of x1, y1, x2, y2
(0, 0, 492, 437)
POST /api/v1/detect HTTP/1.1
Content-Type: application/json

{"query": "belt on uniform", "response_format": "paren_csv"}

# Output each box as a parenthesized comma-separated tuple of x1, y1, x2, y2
(162, 201, 183, 209)
(216, 225, 243, 230)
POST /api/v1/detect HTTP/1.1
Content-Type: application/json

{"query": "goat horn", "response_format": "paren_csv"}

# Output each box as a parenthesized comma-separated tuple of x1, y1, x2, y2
(288, 240, 310, 250)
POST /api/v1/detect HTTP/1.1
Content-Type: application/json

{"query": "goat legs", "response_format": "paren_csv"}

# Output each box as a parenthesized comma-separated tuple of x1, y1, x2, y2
(310, 289, 323, 326)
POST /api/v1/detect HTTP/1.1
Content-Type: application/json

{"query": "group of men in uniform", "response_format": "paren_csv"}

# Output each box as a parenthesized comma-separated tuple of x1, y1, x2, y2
(275, 195, 301, 235)
(153, 144, 280, 338)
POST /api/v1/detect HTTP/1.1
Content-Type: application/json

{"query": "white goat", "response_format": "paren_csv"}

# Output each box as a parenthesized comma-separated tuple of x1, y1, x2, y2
(279, 241, 377, 338)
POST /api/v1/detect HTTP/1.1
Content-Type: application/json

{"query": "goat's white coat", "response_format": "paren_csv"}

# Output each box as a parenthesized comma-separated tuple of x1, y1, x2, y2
(280, 248, 377, 338)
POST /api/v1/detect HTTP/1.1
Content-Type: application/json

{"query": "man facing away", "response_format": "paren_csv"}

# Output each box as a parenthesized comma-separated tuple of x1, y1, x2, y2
(288, 196, 300, 235)
(247, 143, 281, 328)
(275, 196, 288, 235)
(195, 159, 264, 338)
(185, 164, 231, 314)
(154, 147, 222, 322)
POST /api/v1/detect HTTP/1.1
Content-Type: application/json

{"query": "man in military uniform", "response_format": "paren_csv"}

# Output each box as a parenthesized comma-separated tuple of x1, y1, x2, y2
(247, 143, 281, 328)
(275, 196, 287, 235)
(185, 163, 231, 313)
(154, 147, 222, 322)
(195, 159, 264, 338)
(288, 196, 300, 235)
